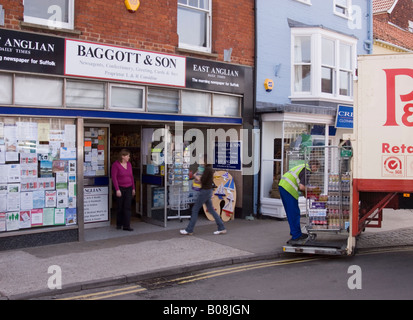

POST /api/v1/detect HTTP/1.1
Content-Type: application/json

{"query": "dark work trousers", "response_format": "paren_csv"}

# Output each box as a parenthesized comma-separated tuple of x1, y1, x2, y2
(117, 186, 132, 229)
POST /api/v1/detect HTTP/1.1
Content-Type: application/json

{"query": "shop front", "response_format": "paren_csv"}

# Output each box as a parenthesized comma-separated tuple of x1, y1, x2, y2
(259, 109, 353, 219)
(0, 29, 253, 250)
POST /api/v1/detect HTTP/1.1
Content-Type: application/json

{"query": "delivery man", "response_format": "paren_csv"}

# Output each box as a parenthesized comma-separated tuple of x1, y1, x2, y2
(279, 160, 320, 245)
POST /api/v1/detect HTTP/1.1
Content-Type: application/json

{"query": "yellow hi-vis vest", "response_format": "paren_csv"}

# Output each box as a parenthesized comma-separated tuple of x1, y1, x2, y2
(278, 164, 310, 200)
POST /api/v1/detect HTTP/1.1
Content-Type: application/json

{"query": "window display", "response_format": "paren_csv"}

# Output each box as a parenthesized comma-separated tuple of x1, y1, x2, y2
(84, 127, 107, 177)
(0, 117, 77, 233)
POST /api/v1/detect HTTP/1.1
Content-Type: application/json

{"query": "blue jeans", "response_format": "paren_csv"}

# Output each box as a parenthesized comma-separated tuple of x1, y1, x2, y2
(279, 186, 302, 240)
(186, 189, 226, 233)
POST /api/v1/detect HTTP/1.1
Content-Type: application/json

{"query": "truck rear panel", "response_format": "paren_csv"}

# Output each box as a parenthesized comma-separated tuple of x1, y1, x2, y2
(352, 54, 413, 236)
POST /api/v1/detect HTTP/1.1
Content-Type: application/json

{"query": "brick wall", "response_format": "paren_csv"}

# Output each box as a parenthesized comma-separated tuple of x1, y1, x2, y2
(373, 0, 413, 50)
(389, 0, 413, 30)
(1, 0, 254, 67)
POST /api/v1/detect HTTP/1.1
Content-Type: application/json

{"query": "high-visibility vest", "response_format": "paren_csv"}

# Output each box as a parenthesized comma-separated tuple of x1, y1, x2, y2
(278, 164, 310, 200)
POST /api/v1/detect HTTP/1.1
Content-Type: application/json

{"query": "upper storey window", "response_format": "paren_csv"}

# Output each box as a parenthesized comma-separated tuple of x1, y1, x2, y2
(291, 28, 357, 103)
(23, 0, 74, 30)
(334, 0, 352, 19)
(177, 0, 212, 53)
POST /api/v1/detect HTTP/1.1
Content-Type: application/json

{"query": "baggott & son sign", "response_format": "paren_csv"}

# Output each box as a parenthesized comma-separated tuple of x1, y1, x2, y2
(65, 39, 186, 87)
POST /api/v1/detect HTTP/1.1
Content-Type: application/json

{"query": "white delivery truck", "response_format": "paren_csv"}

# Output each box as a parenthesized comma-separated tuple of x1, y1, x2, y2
(283, 53, 413, 255)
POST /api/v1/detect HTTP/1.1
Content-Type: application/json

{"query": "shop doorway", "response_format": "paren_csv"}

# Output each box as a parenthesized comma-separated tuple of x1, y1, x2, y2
(83, 122, 181, 236)
(82, 122, 144, 234)
(109, 123, 142, 228)
(82, 121, 229, 240)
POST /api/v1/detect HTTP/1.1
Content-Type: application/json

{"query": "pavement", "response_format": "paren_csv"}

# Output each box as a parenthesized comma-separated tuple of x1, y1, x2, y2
(1, 208, 413, 300)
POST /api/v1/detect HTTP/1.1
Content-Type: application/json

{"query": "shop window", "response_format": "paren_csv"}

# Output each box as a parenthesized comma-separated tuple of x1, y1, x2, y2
(15, 75, 63, 107)
(177, 0, 211, 53)
(0, 117, 77, 233)
(147, 88, 179, 113)
(261, 122, 284, 200)
(0, 73, 12, 104)
(23, 0, 74, 30)
(261, 121, 329, 201)
(109, 84, 145, 111)
(212, 94, 240, 117)
(181, 91, 211, 116)
(66, 80, 105, 109)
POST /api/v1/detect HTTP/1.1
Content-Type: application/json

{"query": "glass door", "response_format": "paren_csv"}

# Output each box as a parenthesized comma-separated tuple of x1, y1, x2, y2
(83, 124, 110, 228)
(141, 124, 169, 227)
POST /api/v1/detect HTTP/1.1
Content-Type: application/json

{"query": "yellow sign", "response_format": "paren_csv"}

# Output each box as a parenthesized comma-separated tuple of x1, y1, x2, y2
(125, 0, 140, 12)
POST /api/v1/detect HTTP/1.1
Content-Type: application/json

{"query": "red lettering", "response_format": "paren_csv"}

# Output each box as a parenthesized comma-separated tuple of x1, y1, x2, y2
(402, 103, 413, 127)
(382, 143, 413, 154)
(383, 69, 413, 126)
(401, 144, 407, 153)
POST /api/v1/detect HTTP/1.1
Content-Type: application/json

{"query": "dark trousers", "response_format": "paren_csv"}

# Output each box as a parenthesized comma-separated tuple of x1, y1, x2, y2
(116, 186, 132, 228)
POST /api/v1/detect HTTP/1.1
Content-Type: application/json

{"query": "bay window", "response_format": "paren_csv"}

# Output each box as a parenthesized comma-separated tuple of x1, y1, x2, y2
(291, 28, 356, 102)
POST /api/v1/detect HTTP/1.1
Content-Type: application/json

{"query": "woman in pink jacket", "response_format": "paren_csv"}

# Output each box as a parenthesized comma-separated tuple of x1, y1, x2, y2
(111, 149, 135, 231)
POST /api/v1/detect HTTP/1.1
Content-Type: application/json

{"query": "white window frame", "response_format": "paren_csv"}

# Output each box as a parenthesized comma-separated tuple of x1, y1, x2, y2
(177, 0, 212, 53)
(15, 74, 63, 107)
(181, 90, 212, 116)
(212, 93, 241, 117)
(291, 28, 357, 103)
(293, 35, 313, 94)
(65, 79, 105, 109)
(108, 83, 145, 112)
(23, 0, 75, 30)
(294, 0, 312, 5)
(334, 0, 352, 19)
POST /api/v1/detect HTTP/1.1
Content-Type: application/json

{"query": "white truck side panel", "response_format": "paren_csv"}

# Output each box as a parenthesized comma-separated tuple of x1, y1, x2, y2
(354, 54, 413, 180)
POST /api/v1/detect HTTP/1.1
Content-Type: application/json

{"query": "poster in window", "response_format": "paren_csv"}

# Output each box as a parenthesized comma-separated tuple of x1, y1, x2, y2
(54, 208, 65, 225)
(31, 208, 43, 227)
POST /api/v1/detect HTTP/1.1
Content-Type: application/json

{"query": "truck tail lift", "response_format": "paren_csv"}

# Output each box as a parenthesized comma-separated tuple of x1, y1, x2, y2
(283, 145, 353, 256)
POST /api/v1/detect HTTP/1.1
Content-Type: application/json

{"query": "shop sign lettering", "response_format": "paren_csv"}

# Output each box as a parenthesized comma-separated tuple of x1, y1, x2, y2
(0, 29, 64, 75)
(186, 57, 245, 94)
(84, 186, 109, 223)
(65, 39, 186, 87)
